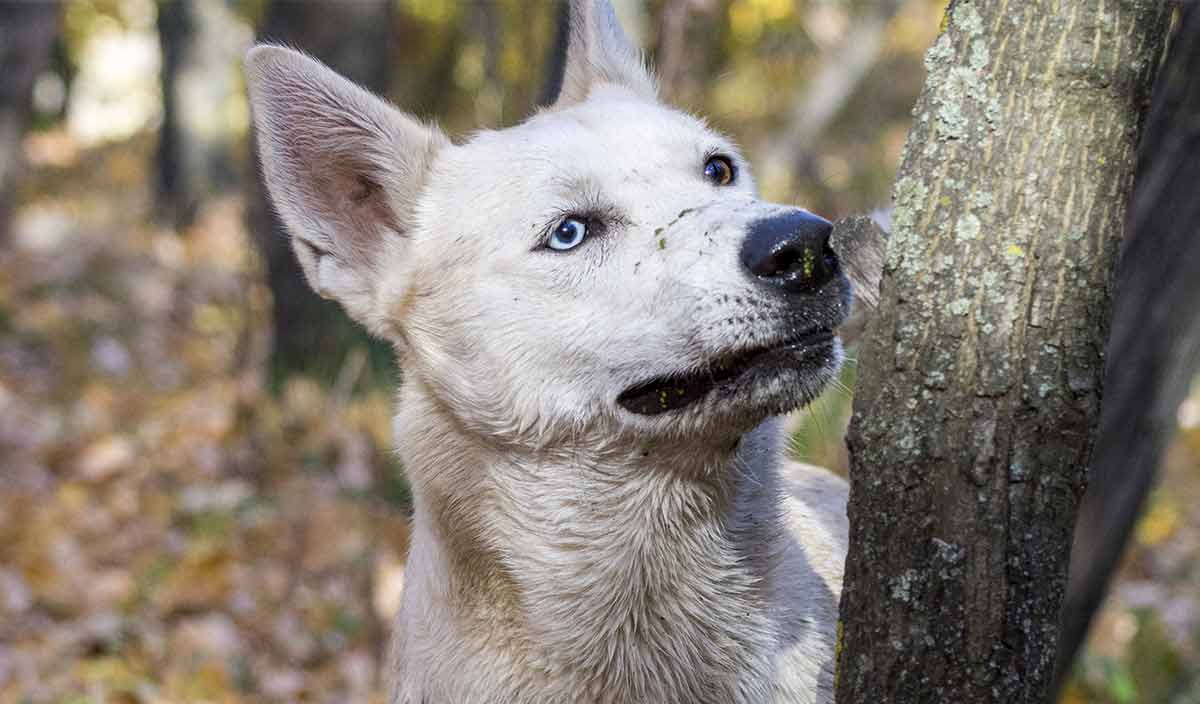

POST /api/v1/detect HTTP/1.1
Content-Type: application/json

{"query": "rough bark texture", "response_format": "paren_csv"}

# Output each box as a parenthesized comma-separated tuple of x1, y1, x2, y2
(835, 2, 1171, 703)
(0, 2, 59, 242)
(1055, 5, 1200, 690)
(247, 0, 395, 384)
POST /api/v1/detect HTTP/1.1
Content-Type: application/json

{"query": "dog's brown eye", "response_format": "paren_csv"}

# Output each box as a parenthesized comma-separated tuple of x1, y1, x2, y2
(703, 156, 735, 186)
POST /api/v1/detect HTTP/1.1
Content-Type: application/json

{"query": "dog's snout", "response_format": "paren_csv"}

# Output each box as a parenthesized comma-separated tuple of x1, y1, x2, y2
(740, 211, 837, 294)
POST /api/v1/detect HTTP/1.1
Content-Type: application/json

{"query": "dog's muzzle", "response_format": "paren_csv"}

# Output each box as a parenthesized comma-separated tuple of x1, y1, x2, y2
(616, 328, 836, 415)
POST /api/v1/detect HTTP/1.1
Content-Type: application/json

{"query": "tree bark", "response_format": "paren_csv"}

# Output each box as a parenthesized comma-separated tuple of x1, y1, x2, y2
(247, 0, 395, 384)
(0, 2, 59, 242)
(835, 2, 1171, 703)
(1054, 5, 1200, 691)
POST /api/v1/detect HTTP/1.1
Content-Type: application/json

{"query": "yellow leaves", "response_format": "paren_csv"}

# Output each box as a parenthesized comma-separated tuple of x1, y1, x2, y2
(730, 0, 795, 42)
(77, 434, 135, 481)
(729, 3, 762, 42)
(454, 44, 487, 90)
(106, 148, 145, 188)
(501, 40, 530, 86)
(153, 542, 234, 613)
(56, 481, 93, 514)
(888, 1, 953, 55)
(754, 0, 795, 22)
(1058, 681, 1092, 704)
(79, 656, 145, 700)
(191, 303, 231, 335)
(163, 658, 238, 703)
(1136, 498, 1180, 546)
(401, 0, 459, 24)
(344, 391, 397, 452)
(10, 487, 96, 615)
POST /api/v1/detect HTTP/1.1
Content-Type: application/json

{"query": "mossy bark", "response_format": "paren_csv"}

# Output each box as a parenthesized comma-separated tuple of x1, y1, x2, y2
(835, 2, 1171, 702)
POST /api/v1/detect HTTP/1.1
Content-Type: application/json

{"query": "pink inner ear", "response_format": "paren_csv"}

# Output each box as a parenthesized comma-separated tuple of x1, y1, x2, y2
(299, 147, 404, 266)
(350, 174, 382, 203)
(249, 47, 446, 274)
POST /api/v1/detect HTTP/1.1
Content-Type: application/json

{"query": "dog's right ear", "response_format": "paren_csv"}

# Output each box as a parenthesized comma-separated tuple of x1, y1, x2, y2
(244, 45, 447, 339)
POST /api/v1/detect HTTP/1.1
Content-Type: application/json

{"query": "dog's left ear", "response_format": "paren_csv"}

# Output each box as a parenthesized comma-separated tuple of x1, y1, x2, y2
(549, 0, 657, 107)
(244, 45, 447, 340)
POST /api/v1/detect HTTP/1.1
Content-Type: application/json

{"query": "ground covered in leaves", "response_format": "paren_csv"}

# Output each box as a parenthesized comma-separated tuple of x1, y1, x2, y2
(1, 132, 1198, 703)
(1, 135, 409, 702)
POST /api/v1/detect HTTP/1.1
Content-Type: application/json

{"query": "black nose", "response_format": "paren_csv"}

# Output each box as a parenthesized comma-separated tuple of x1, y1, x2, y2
(740, 210, 837, 293)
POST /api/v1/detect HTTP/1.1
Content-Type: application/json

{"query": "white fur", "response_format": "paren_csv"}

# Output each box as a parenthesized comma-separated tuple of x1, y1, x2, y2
(246, 3, 850, 702)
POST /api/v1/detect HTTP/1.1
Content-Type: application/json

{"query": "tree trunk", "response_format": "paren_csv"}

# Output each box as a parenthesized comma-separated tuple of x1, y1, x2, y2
(1054, 5, 1200, 691)
(157, 0, 241, 228)
(247, 0, 395, 385)
(834, 2, 1171, 703)
(0, 2, 59, 242)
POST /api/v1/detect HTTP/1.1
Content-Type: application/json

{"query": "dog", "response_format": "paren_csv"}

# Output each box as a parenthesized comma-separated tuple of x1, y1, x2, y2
(245, 1, 852, 701)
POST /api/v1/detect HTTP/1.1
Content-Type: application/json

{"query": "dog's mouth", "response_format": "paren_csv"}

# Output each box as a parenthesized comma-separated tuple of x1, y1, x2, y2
(616, 328, 836, 416)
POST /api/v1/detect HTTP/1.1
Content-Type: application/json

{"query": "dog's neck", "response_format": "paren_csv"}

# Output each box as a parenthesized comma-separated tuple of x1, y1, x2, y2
(393, 377, 789, 701)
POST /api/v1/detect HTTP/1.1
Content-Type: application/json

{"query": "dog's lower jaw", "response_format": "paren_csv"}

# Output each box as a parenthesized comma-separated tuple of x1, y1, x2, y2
(388, 381, 842, 704)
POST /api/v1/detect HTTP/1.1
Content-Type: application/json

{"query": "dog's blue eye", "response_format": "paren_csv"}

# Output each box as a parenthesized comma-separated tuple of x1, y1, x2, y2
(548, 217, 588, 251)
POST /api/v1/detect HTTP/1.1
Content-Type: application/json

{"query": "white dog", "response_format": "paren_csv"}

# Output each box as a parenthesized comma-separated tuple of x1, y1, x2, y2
(245, 1, 851, 701)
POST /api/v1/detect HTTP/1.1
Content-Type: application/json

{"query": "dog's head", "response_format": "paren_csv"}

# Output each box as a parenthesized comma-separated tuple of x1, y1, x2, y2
(245, 0, 850, 445)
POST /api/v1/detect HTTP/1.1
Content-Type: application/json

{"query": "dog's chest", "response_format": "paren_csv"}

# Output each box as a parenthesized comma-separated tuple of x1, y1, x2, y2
(430, 494, 784, 702)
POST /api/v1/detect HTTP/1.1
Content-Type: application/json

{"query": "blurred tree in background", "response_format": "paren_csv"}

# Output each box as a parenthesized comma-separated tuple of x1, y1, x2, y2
(1057, 5, 1200, 698)
(246, 0, 398, 386)
(0, 1, 60, 241)
(156, 0, 241, 228)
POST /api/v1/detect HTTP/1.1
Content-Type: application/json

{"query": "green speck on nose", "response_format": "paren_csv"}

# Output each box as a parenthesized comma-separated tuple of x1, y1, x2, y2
(659, 238, 666, 250)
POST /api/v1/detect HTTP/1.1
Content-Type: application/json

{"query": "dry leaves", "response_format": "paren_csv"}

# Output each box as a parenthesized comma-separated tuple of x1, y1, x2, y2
(1, 136, 406, 703)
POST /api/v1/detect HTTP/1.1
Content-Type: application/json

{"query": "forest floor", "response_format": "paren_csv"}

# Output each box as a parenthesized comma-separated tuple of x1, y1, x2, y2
(1, 134, 408, 702)
(1, 132, 1198, 703)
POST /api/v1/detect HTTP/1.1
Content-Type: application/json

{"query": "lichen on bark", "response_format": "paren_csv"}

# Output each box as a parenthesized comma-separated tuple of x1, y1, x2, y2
(835, 1, 1172, 702)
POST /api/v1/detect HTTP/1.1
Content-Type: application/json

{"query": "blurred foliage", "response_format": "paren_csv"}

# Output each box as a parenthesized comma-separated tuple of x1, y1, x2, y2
(3, 135, 409, 701)
(1062, 415, 1200, 704)
(1, 0, 1197, 701)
